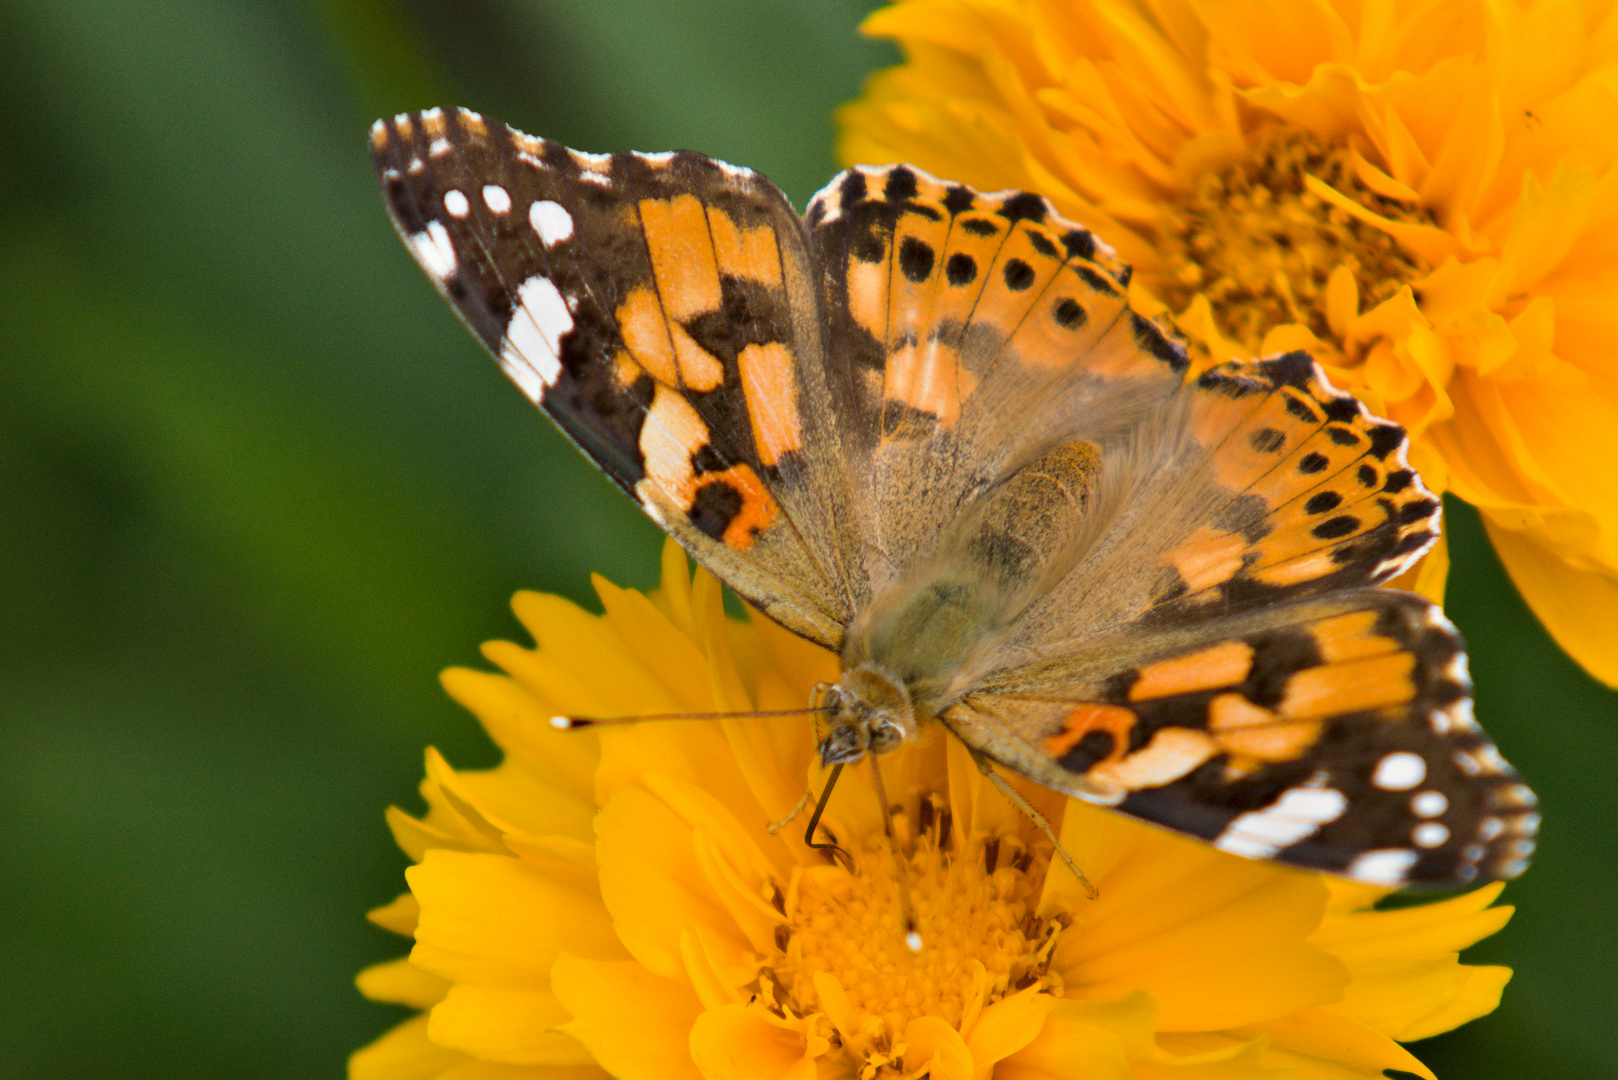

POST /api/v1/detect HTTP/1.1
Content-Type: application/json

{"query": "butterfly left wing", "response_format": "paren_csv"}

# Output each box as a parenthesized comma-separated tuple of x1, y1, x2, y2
(943, 586, 1538, 886)
(370, 109, 865, 645)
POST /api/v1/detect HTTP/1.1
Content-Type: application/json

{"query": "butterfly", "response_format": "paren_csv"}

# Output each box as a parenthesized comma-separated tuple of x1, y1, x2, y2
(370, 107, 1537, 889)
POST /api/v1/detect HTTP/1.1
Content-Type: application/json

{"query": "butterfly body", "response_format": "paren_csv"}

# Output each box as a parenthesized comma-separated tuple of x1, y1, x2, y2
(371, 107, 1538, 887)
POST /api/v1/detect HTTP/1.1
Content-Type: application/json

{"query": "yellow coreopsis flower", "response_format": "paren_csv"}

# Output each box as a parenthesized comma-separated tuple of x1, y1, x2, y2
(351, 544, 1514, 1080)
(841, 0, 1618, 685)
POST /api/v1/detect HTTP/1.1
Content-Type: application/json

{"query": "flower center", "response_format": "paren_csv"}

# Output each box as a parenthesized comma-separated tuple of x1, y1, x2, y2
(1150, 125, 1434, 355)
(757, 796, 1063, 1074)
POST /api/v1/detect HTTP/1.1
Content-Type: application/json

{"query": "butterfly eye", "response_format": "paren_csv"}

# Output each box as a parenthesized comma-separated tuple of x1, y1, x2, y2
(819, 722, 867, 766)
(869, 719, 905, 754)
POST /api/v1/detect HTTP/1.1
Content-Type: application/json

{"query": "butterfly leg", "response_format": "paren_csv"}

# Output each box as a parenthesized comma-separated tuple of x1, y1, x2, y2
(969, 749, 1099, 899)
(766, 789, 812, 834)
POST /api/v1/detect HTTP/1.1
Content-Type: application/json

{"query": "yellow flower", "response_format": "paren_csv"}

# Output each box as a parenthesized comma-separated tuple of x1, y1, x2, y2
(841, 0, 1618, 684)
(352, 543, 1514, 1080)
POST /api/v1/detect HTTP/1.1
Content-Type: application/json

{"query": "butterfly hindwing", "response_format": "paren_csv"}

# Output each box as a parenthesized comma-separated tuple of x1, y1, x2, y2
(945, 588, 1536, 885)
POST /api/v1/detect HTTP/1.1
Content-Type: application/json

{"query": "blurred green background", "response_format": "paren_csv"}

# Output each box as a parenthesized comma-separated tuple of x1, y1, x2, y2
(2, 1, 1613, 1077)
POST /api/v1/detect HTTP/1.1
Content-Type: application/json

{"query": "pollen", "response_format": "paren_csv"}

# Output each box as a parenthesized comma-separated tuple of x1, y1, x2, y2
(761, 796, 1064, 1075)
(1151, 126, 1433, 357)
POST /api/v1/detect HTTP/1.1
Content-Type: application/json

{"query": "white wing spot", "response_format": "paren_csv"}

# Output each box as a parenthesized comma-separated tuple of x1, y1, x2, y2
(443, 189, 470, 218)
(1371, 751, 1426, 790)
(530, 200, 574, 246)
(638, 151, 676, 166)
(1411, 790, 1448, 817)
(1477, 816, 1505, 841)
(406, 157, 424, 175)
(579, 170, 613, 188)
(407, 221, 457, 280)
(482, 184, 512, 214)
(1413, 822, 1450, 848)
(420, 107, 443, 122)
(428, 137, 451, 157)
(1213, 785, 1348, 859)
(1346, 848, 1419, 885)
(499, 275, 572, 400)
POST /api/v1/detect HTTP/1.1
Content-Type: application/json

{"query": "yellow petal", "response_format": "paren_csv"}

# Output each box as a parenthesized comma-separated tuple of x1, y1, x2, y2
(1337, 959, 1512, 1042)
(1232, 1005, 1435, 1079)
(689, 1004, 825, 1080)
(551, 955, 703, 1080)
(594, 783, 752, 981)
(1053, 829, 1346, 1030)
(349, 1014, 466, 1080)
(438, 666, 599, 834)
(357, 957, 449, 1009)
(408, 850, 624, 984)
(902, 1015, 975, 1080)
(964, 985, 1058, 1071)
(368, 891, 421, 936)
(428, 985, 594, 1065)
(1487, 504, 1618, 686)
(1311, 883, 1512, 965)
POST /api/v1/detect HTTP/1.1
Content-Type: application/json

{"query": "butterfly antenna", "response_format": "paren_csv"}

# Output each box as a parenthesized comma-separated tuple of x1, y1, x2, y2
(802, 763, 853, 871)
(867, 754, 923, 952)
(550, 705, 833, 730)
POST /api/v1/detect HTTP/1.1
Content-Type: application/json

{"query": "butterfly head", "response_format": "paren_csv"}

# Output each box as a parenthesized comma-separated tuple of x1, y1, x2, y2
(814, 665, 918, 767)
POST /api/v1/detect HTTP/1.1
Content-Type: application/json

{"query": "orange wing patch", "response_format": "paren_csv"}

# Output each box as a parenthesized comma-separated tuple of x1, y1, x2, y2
(1129, 641, 1255, 701)
(737, 342, 802, 467)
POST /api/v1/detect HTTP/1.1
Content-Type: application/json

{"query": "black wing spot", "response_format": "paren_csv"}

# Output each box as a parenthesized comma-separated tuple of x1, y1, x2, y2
(1304, 491, 1343, 514)
(1242, 627, 1323, 707)
(1325, 424, 1362, 446)
(1382, 469, 1415, 493)
(1061, 229, 1096, 259)
(1003, 258, 1036, 291)
(854, 231, 886, 264)
(1262, 352, 1317, 388)
(1027, 230, 1058, 258)
(1249, 427, 1286, 453)
(946, 252, 977, 286)
(1357, 463, 1379, 488)
(689, 481, 743, 542)
(999, 192, 1048, 222)
(1312, 515, 1360, 539)
(1130, 312, 1190, 371)
(1298, 452, 1330, 474)
(1057, 730, 1119, 773)
(1053, 297, 1086, 329)
(1284, 394, 1322, 422)
(960, 217, 998, 237)
(1368, 424, 1406, 457)
(1072, 264, 1118, 295)
(884, 166, 918, 202)
(839, 170, 869, 204)
(899, 236, 935, 283)
(1398, 497, 1441, 525)
(943, 185, 976, 214)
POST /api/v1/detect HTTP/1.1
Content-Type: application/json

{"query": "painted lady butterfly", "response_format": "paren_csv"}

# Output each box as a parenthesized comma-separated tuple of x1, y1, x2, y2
(371, 108, 1537, 887)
